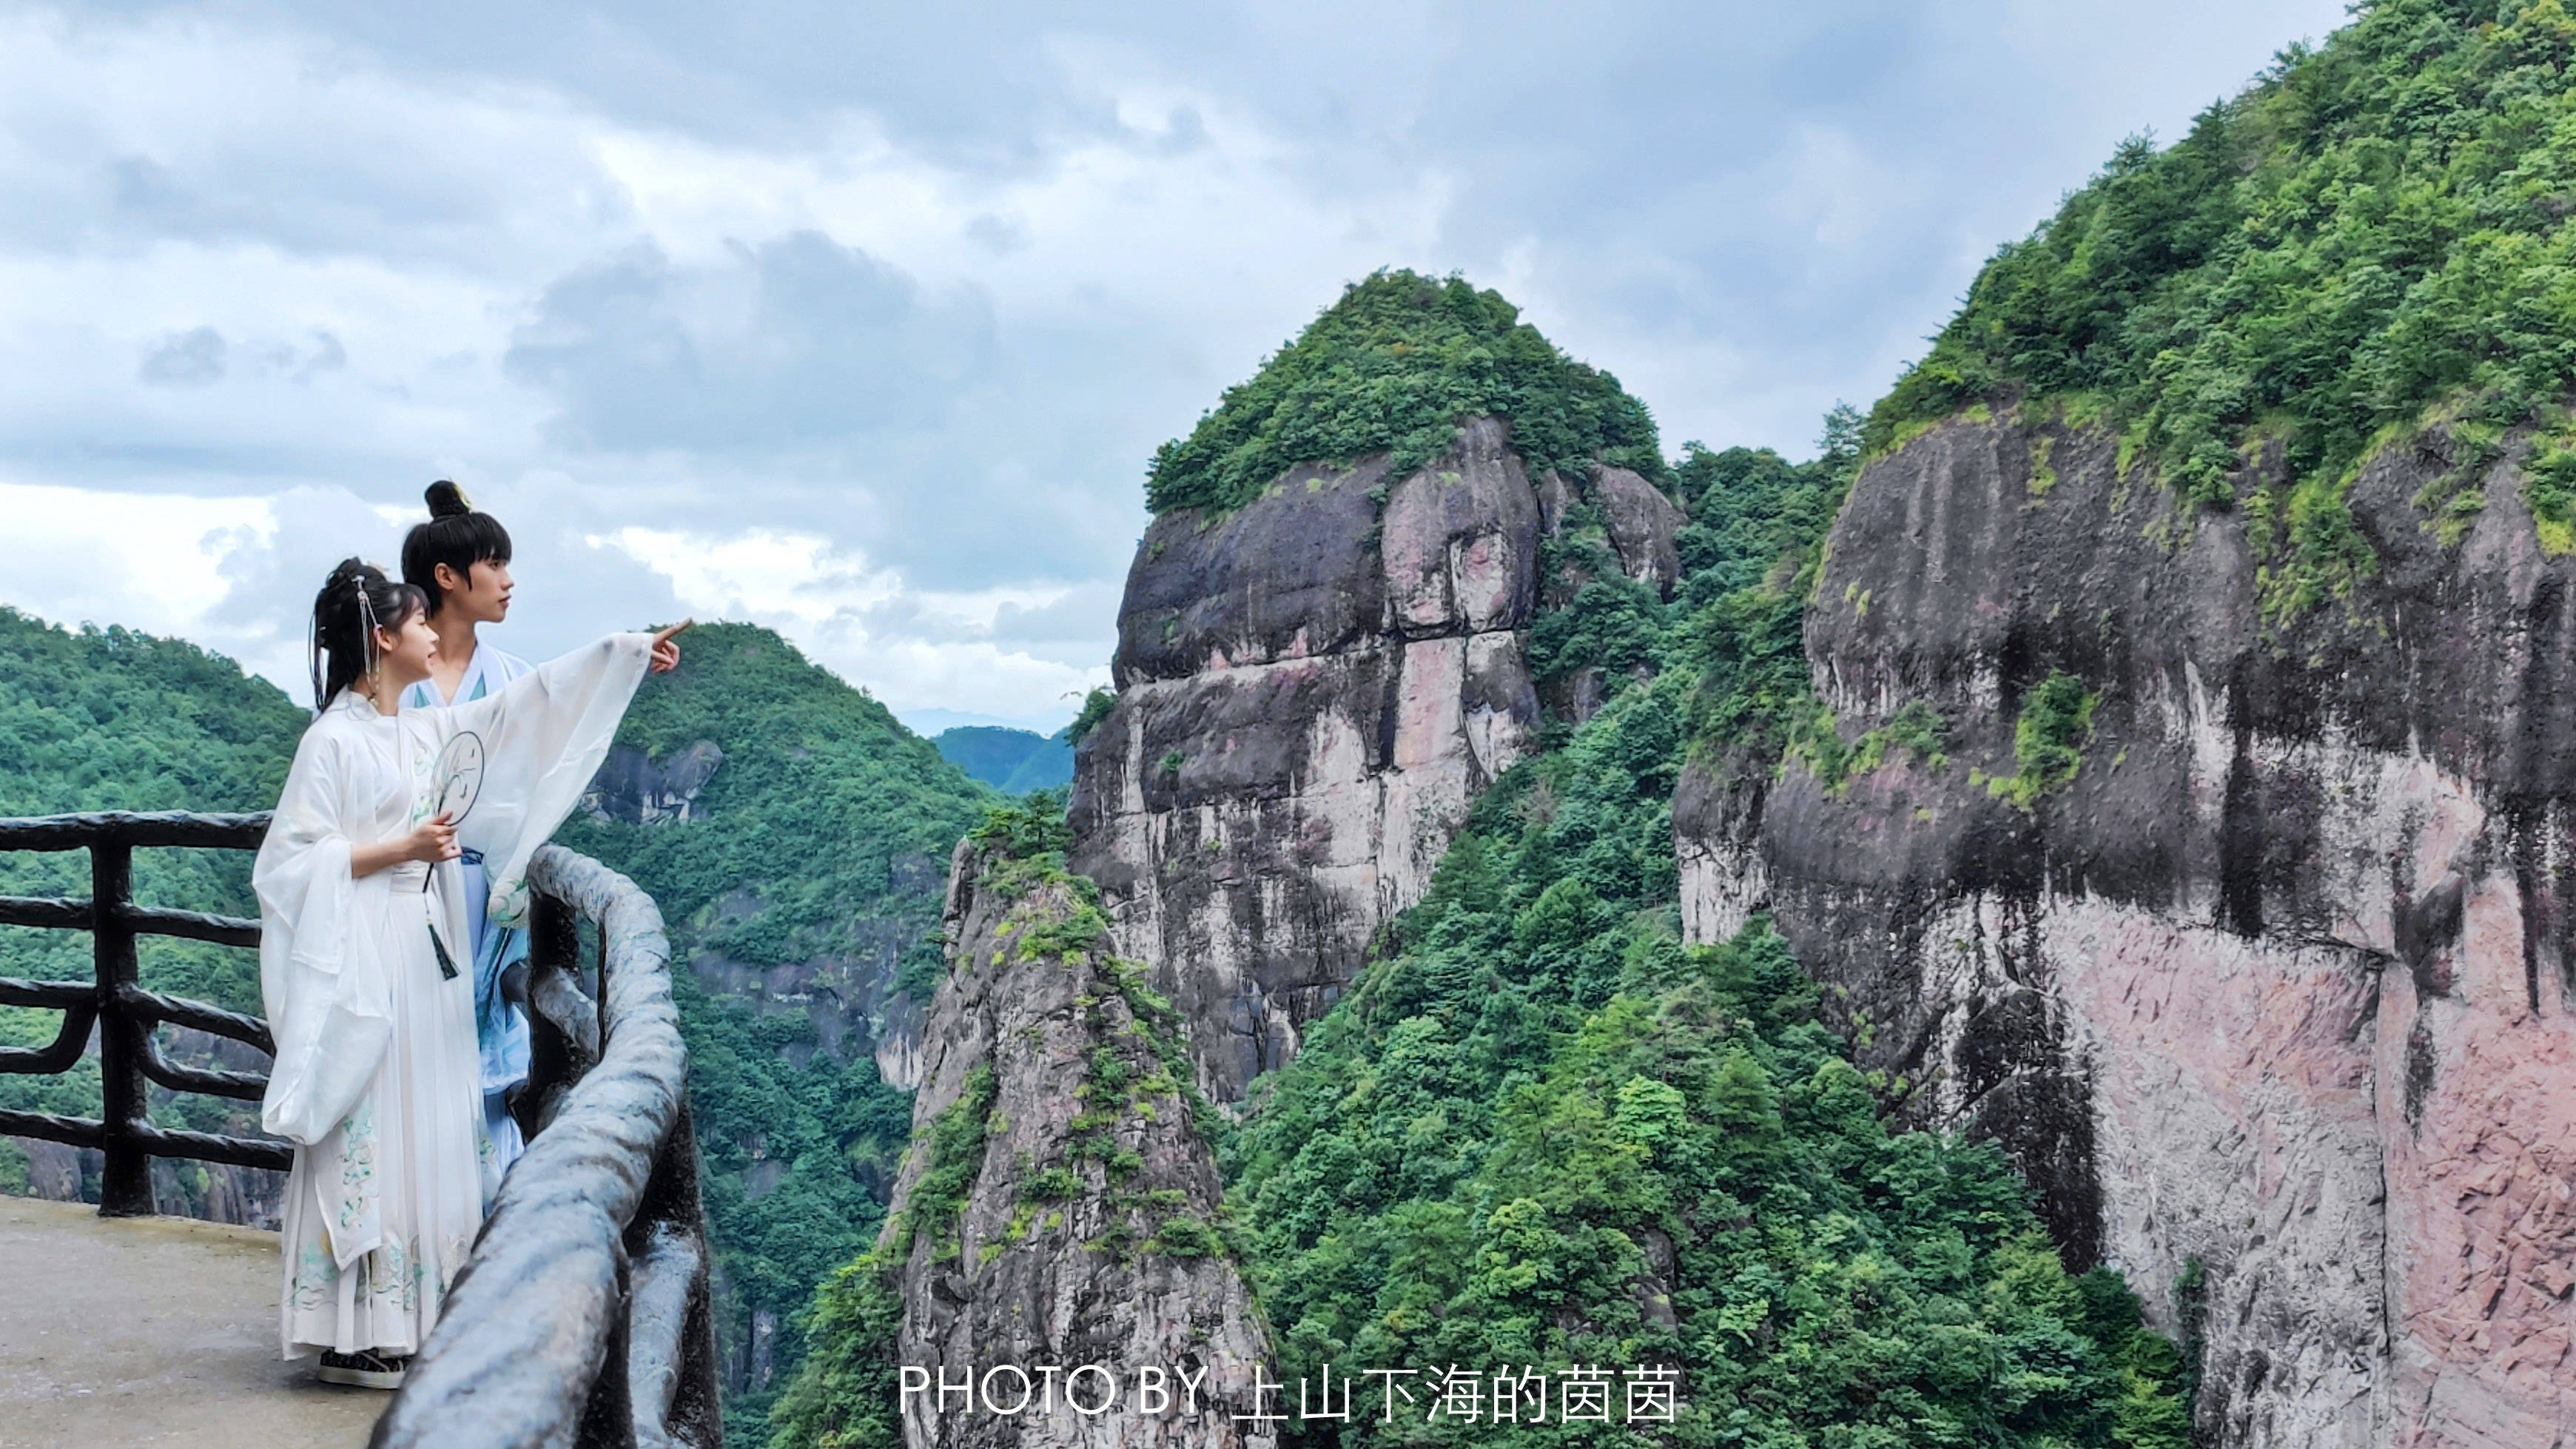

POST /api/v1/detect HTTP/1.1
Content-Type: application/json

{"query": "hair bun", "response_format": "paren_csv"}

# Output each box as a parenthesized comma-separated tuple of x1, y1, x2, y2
(426, 480, 474, 519)
(325, 556, 371, 588)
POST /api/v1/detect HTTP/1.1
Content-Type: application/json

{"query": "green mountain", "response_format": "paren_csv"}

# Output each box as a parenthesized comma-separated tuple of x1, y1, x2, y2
(930, 724, 1074, 794)
(0, 608, 306, 1203)
(1870, 0, 2576, 611)
(1146, 269, 1665, 514)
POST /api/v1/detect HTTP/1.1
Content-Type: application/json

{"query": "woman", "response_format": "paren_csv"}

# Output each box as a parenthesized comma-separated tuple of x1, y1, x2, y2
(399, 482, 535, 1196)
(254, 557, 683, 1388)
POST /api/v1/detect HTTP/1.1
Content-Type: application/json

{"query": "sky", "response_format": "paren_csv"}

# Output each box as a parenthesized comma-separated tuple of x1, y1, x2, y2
(0, 0, 2350, 734)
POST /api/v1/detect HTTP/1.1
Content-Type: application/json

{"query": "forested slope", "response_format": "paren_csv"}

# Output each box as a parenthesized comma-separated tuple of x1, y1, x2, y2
(0, 608, 305, 1207)
(1872, 0, 2576, 610)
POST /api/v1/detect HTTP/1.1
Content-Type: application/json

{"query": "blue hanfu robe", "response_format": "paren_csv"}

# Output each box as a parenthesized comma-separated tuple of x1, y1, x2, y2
(403, 642, 536, 1201)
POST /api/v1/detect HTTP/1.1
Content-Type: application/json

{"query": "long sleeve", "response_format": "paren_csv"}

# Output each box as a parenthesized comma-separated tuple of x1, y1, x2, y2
(447, 632, 653, 927)
(253, 724, 394, 1146)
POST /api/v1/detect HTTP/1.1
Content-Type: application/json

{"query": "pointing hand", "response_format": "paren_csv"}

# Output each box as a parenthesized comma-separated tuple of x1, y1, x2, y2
(649, 619, 692, 674)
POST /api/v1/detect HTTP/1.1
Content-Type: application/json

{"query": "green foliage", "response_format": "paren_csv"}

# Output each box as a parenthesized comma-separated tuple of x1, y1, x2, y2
(1528, 574, 1667, 690)
(764, 1257, 906, 1449)
(1062, 687, 1117, 745)
(0, 608, 306, 1141)
(1227, 667, 2188, 1445)
(676, 964, 912, 1443)
(2524, 422, 2576, 551)
(1144, 269, 1665, 515)
(1791, 699, 1951, 793)
(1866, 0, 2576, 593)
(885, 1065, 998, 1260)
(1676, 410, 1869, 759)
(931, 725, 1074, 794)
(557, 623, 993, 971)
(967, 790, 1076, 861)
(1987, 672, 2099, 811)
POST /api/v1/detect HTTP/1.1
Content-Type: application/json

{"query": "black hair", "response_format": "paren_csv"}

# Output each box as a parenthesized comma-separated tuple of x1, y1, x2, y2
(402, 481, 512, 618)
(309, 558, 428, 707)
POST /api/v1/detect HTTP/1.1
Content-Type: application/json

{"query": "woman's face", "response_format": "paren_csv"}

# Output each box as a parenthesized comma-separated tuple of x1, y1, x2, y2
(373, 605, 439, 687)
(437, 558, 514, 626)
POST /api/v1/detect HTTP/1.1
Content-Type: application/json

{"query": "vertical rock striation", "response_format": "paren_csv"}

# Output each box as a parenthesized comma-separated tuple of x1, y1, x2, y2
(1068, 417, 1681, 1101)
(880, 834, 1274, 1449)
(1676, 409, 2576, 1448)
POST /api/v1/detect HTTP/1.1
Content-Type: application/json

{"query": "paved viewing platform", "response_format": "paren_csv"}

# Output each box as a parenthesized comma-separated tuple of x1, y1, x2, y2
(0, 821, 720, 1447)
(0, 1195, 383, 1448)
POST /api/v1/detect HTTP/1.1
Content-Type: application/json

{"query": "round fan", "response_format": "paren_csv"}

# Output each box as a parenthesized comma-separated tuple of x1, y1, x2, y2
(431, 730, 486, 826)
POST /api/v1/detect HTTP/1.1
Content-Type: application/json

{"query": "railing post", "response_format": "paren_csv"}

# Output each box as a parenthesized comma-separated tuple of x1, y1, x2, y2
(516, 889, 589, 1142)
(90, 838, 152, 1218)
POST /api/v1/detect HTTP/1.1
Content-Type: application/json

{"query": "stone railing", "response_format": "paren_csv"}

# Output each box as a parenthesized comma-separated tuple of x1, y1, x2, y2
(0, 813, 722, 1448)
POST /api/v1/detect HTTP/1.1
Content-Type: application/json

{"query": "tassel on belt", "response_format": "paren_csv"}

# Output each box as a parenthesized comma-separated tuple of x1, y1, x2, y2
(381, 860, 460, 979)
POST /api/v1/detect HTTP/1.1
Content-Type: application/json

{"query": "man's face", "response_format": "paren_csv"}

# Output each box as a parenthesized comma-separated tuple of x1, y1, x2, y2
(439, 558, 514, 625)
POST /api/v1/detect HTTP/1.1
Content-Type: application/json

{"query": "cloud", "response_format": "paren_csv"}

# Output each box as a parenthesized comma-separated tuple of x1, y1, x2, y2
(592, 523, 1107, 728)
(505, 232, 998, 452)
(139, 325, 227, 386)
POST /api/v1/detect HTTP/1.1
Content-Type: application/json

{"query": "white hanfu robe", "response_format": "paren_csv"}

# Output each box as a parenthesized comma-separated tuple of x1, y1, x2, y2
(254, 632, 652, 1360)
(401, 642, 536, 1198)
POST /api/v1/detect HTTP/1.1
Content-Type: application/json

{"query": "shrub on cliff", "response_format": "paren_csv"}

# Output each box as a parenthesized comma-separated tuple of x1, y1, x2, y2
(1144, 269, 1665, 514)
(1869, 0, 2576, 555)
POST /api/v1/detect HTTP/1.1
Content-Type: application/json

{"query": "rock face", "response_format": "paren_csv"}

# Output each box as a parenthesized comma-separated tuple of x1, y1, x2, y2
(1676, 409, 2576, 1448)
(582, 739, 724, 824)
(882, 838, 1274, 1449)
(1069, 418, 1683, 1101)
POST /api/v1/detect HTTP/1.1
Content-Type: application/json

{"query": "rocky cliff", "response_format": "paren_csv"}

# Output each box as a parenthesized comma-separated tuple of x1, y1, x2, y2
(1068, 417, 1679, 1101)
(875, 827, 1272, 1448)
(1677, 407, 2576, 1447)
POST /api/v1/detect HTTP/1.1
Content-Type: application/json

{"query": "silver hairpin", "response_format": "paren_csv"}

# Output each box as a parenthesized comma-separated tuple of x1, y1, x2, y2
(355, 578, 381, 678)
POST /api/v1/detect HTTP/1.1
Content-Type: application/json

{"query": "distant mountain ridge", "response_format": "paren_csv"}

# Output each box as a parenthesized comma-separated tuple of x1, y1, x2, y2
(929, 724, 1072, 794)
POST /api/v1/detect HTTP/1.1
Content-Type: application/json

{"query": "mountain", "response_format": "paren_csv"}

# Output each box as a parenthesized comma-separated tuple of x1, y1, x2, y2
(0, 607, 306, 1218)
(783, 272, 2196, 1448)
(1678, 4, 2576, 1443)
(1075, 271, 1687, 1103)
(930, 725, 1074, 794)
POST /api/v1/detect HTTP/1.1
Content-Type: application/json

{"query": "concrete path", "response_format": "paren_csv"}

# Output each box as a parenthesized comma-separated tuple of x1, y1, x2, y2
(0, 1195, 386, 1448)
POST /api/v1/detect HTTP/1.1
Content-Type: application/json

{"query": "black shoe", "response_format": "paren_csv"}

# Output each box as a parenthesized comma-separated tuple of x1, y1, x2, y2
(317, 1348, 408, 1389)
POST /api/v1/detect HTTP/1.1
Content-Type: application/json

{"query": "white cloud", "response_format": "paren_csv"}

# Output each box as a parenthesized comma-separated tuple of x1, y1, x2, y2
(593, 525, 1106, 729)
(1, 480, 273, 631)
